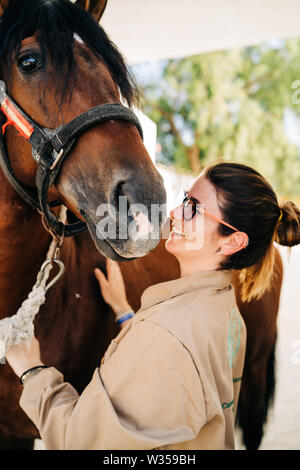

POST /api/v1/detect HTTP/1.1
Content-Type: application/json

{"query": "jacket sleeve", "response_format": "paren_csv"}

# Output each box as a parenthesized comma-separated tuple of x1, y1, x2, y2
(20, 321, 206, 450)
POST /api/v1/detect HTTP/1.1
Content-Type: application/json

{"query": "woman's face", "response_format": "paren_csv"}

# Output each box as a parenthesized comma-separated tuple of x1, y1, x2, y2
(165, 175, 224, 261)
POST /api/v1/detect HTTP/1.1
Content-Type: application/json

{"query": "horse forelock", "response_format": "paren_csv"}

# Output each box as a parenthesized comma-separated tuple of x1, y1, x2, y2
(0, 0, 139, 107)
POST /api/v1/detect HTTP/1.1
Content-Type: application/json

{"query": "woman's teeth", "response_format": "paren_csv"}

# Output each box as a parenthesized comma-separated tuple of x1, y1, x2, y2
(172, 224, 186, 236)
(171, 223, 196, 241)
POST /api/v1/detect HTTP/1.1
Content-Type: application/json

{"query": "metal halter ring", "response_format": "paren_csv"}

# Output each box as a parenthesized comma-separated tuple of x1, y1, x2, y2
(35, 259, 65, 292)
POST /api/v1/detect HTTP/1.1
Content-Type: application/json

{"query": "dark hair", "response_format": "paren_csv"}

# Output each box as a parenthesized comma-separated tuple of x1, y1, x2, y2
(276, 200, 300, 246)
(0, 0, 139, 106)
(204, 162, 300, 301)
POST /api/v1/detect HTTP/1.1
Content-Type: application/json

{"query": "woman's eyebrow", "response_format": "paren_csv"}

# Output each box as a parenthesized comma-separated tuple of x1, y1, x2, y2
(184, 189, 201, 204)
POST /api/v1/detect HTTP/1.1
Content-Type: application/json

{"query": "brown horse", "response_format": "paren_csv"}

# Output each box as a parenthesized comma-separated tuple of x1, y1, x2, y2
(0, 0, 282, 451)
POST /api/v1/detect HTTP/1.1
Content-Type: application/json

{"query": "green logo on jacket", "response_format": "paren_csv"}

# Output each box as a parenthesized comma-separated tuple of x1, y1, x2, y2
(227, 308, 242, 369)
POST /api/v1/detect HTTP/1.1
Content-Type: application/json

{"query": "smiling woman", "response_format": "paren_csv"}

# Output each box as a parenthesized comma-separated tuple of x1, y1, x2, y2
(6, 161, 295, 450)
(166, 163, 296, 303)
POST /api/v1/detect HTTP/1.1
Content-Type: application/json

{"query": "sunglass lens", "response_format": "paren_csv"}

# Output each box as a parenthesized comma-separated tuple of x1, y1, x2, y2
(183, 199, 195, 220)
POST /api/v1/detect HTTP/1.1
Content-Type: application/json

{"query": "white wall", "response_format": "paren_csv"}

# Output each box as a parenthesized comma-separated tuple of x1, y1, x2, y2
(101, 0, 300, 64)
(156, 163, 195, 214)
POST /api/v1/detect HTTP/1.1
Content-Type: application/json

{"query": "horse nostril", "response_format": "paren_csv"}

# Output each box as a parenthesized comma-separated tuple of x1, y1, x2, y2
(110, 181, 130, 216)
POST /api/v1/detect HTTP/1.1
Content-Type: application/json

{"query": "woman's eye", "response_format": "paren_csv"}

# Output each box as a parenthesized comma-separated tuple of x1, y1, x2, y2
(18, 54, 41, 73)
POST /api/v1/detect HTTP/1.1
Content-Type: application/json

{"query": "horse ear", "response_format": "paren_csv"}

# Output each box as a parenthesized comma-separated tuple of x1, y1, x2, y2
(75, 0, 108, 22)
(0, 0, 9, 17)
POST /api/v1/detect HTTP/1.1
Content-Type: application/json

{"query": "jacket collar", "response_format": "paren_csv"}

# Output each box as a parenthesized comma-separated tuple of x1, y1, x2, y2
(140, 269, 233, 311)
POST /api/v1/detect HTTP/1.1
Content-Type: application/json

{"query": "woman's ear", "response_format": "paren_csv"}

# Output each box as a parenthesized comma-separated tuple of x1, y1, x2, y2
(222, 232, 248, 256)
(0, 0, 9, 17)
(74, 0, 108, 23)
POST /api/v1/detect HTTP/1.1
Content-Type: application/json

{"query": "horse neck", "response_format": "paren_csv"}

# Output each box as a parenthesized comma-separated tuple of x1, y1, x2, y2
(0, 167, 58, 319)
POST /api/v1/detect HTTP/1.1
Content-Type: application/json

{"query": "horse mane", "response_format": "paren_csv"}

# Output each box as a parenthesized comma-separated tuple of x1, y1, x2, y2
(0, 0, 139, 107)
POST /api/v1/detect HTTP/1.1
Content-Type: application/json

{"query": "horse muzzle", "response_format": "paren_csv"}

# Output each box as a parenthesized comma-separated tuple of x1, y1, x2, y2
(80, 180, 167, 260)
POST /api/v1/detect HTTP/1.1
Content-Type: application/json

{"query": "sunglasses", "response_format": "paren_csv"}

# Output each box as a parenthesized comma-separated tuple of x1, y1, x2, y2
(182, 191, 240, 233)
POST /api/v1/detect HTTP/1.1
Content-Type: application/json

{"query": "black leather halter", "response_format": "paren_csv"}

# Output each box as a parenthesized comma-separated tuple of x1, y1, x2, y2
(0, 80, 143, 240)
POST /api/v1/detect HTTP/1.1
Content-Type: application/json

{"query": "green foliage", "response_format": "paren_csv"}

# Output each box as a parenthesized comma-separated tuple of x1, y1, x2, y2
(138, 38, 300, 197)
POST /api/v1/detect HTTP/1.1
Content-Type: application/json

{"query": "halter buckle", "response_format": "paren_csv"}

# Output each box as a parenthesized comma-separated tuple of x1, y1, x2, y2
(50, 148, 64, 170)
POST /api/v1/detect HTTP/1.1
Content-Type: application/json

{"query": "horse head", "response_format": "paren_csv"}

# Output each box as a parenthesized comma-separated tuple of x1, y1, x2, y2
(0, 0, 167, 260)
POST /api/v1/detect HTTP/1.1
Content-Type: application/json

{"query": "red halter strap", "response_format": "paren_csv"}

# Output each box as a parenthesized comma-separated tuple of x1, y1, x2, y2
(0, 96, 34, 139)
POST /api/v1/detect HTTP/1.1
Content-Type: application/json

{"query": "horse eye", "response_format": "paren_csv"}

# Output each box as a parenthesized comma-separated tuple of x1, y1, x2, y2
(18, 54, 41, 73)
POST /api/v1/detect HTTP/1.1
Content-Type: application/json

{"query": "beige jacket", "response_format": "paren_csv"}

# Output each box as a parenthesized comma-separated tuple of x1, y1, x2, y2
(20, 269, 246, 450)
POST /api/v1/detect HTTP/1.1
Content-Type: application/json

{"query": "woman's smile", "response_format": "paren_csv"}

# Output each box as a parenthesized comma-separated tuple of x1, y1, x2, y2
(170, 221, 197, 242)
(171, 223, 186, 237)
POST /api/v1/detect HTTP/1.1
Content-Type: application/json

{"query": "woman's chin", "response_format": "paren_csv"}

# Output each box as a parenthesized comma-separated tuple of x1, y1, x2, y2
(165, 233, 204, 255)
(165, 234, 186, 255)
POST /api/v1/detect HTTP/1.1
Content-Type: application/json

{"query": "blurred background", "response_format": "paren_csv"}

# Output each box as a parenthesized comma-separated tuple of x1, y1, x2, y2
(134, 40, 300, 197)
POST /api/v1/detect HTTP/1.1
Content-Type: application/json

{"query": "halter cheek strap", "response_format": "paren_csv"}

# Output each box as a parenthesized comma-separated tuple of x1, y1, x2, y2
(0, 80, 144, 240)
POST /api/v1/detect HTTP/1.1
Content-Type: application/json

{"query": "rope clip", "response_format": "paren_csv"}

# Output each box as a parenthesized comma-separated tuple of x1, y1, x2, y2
(35, 235, 65, 292)
(35, 258, 65, 292)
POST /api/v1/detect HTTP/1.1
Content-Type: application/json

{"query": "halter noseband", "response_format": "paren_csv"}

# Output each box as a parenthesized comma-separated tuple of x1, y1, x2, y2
(0, 80, 144, 240)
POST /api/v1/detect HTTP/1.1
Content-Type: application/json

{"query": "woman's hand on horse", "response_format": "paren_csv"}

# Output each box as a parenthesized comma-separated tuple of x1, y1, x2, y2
(6, 337, 44, 378)
(94, 259, 132, 314)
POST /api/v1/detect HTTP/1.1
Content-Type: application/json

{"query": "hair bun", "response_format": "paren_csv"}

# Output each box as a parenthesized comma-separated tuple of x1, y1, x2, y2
(275, 201, 300, 246)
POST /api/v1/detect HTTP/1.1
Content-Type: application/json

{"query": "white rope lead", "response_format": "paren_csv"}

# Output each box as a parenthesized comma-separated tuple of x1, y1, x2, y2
(0, 206, 67, 361)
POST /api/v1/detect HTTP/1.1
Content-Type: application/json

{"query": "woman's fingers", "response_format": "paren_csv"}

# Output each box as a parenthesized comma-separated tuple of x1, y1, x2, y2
(106, 258, 120, 274)
(94, 267, 106, 282)
(106, 259, 124, 283)
(94, 267, 113, 306)
(94, 268, 105, 287)
(94, 260, 131, 314)
(94, 261, 120, 284)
